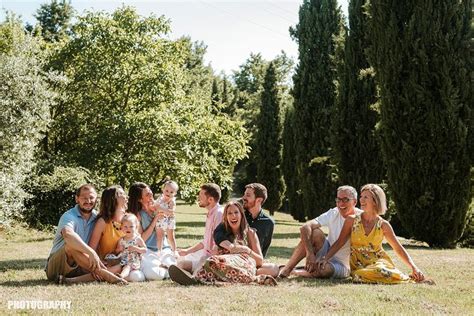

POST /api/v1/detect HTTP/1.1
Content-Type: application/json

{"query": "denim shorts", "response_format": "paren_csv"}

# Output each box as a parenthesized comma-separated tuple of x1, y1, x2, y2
(315, 239, 350, 278)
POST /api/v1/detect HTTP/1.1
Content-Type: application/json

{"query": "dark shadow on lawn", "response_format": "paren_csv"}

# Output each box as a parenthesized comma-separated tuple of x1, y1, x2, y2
(382, 243, 430, 251)
(275, 220, 303, 227)
(272, 232, 300, 239)
(175, 212, 206, 216)
(0, 258, 46, 272)
(280, 277, 350, 287)
(0, 279, 50, 287)
(25, 236, 54, 243)
(175, 221, 206, 228)
(266, 246, 296, 258)
(174, 233, 203, 240)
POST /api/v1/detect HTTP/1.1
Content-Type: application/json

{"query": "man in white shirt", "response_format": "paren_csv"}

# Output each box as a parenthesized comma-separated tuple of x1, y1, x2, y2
(279, 185, 362, 279)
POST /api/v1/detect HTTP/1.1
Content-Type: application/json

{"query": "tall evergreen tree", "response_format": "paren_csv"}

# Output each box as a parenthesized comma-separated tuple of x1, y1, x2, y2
(282, 105, 305, 221)
(332, 0, 384, 192)
(211, 77, 220, 107)
(366, 0, 472, 247)
(290, 0, 344, 219)
(34, 0, 74, 42)
(255, 62, 285, 215)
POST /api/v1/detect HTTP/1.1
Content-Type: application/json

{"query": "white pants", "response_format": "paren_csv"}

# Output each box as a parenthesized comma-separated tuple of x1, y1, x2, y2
(141, 249, 176, 280)
(178, 249, 207, 272)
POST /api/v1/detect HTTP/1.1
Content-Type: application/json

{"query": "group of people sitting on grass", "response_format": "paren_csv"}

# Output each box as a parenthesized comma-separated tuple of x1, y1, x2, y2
(45, 181, 430, 286)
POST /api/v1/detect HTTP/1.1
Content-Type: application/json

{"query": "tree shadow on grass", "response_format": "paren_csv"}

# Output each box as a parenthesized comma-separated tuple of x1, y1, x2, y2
(382, 243, 430, 251)
(266, 246, 296, 258)
(0, 279, 50, 287)
(174, 233, 204, 240)
(280, 277, 350, 287)
(25, 236, 54, 243)
(0, 258, 46, 272)
(175, 221, 206, 228)
(275, 220, 303, 227)
(272, 232, 300, 239)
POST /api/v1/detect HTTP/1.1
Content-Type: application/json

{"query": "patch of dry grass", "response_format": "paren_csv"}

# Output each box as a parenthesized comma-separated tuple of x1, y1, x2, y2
(1, 203, 473, 314)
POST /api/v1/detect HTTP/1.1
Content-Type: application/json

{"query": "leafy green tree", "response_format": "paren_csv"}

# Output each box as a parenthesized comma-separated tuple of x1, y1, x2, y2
(0, 15, 57, 222)
(44, 7, 248, 200)
(255, 62, 285, 214)
(331, 0, 384, 192)
(366, 0, 472, 247)
(34, 0, 74, 42)
(290, 0, 344, 219)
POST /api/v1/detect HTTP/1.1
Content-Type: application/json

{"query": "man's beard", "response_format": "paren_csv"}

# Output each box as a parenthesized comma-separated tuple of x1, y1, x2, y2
(243, 200, 254, 210)
(79, 205, 94, 213)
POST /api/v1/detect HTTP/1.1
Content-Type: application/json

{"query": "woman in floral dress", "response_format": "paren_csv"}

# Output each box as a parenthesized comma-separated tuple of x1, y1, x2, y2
(319, 184, 428, 284)
(194, 200, 277, 285)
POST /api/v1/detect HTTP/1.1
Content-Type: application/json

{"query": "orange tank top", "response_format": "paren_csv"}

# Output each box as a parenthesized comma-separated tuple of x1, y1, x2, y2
(97, 220, 124, 260)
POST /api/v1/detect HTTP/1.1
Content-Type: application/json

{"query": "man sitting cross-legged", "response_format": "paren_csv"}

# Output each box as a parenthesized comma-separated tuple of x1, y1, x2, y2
(45, 184, 127, 284)
(279, 185, 362, 279)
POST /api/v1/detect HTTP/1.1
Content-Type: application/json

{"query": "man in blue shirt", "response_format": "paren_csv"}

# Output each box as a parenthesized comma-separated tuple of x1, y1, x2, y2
(45, 184, 126, 284)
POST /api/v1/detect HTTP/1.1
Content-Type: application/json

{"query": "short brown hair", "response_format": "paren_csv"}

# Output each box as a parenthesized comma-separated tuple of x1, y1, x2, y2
(75, 184, 96, 197)
(245, 183, 267, 204)
(200, 183, 221, 203)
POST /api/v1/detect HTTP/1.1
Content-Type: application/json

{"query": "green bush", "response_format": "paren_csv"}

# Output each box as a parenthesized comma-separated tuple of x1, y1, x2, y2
(23, 166, 103, 229)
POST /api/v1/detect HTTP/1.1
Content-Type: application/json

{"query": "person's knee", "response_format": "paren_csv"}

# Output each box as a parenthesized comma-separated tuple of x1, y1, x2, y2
(311, 228, 325, 249)
(313, 263, 334, 279)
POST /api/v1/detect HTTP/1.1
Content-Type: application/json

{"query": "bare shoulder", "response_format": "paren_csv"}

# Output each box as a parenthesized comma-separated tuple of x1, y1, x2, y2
(380, 218, 393, 231)
(92, 217, 105, 231)
(248, 227, 257, 236)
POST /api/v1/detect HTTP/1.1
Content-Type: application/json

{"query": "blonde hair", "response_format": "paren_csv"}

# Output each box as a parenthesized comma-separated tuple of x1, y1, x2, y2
(163, 180, 179, 192)
(122, 213, 139, 227)
(361, 184, 387, 215)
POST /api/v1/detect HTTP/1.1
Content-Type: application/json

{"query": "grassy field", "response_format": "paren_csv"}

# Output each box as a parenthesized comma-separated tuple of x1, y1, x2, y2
(1, 202, 473, 315)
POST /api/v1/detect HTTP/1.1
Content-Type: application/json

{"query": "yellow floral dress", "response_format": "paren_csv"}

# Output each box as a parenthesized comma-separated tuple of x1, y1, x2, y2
(350, 214, 412, 284)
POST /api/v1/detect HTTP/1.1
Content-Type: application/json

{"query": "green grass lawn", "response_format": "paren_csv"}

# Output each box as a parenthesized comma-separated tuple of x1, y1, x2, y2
(1, 202, 473, 314)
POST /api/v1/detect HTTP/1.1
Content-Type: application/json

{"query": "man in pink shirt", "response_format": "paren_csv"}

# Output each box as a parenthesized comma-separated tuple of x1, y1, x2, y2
(175, 183, 223, 273)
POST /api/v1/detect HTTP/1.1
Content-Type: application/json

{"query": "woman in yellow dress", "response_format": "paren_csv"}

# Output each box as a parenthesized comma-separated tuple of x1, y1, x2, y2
(319, 184, 426, 284)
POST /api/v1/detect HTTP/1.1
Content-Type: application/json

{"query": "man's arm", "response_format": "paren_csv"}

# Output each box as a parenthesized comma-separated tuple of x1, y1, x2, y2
(178, 242, 204, 256)
(62, 226, 102, 272)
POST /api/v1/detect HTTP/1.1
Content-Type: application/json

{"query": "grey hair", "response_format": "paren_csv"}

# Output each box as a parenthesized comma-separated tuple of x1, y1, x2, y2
(337, 185, 357, 200)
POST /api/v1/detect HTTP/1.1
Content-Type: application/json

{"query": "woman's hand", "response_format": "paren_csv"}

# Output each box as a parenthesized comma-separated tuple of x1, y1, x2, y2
(410, 266, 425, 282)
(229, 245, 250, 254)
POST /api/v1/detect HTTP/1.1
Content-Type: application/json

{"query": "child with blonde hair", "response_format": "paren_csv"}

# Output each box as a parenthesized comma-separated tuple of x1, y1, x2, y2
(114, 213, 147, 279)
(154, 180, 179, 254)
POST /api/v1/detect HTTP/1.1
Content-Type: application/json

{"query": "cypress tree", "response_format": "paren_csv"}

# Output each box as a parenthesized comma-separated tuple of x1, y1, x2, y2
(211, 77, 220, 110)
(332, 0, 384, 191)
(282, 105, 306, 221)
(366, 0, 472, 247)
(255, 62, 285, 215)
(290, 0, 344, 219)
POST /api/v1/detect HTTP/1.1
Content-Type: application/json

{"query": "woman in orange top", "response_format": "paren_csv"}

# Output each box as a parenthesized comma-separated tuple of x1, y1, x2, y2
(88, 185, 127, 273)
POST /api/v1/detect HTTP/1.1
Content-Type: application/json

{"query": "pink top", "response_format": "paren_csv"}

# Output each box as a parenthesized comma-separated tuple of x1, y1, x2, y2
(202, 203, 223, 255)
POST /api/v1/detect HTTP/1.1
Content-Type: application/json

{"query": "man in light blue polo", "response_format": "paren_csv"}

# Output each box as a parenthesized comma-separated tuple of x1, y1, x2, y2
(45, 184, 126, 284)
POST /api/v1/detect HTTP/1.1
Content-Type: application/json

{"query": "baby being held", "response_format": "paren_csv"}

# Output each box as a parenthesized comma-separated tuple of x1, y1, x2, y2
(154, 180, 179, 254)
